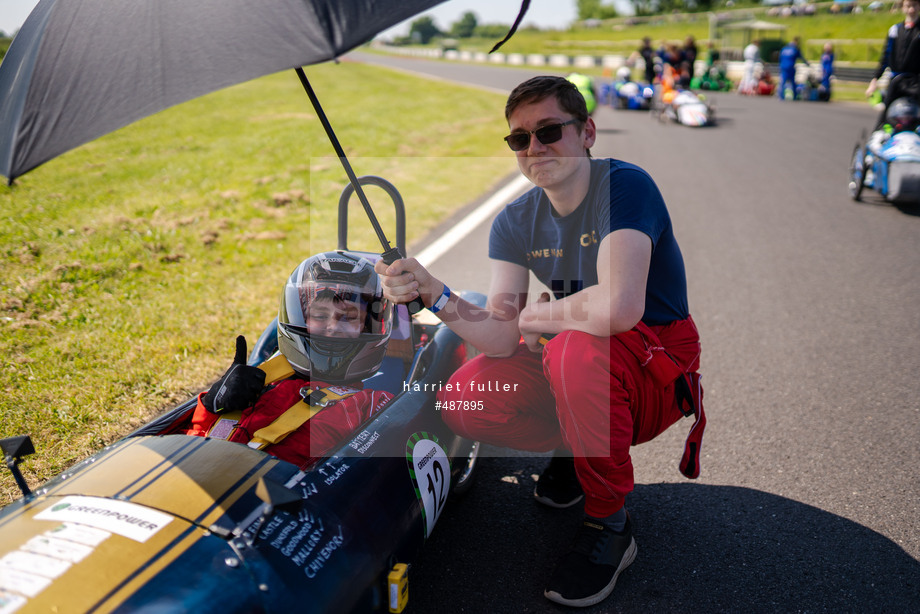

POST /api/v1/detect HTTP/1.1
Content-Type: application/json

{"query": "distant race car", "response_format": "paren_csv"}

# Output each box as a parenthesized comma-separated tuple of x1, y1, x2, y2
(691, 64, 733, 92)
(654, 89, 716, 127)
(609, 79, 655, 111)
(0, 177, 481, 614)
(601, 67, 654, 111)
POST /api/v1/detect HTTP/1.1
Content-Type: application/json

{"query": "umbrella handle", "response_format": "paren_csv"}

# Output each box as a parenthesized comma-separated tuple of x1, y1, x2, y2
(380, 247, 425, 316)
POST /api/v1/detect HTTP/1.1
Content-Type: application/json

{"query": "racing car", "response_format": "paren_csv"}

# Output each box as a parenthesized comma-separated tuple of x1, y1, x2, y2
(607, 67, 655, 111)
(849, 98, 920, 203)
(651, 66, 715, 127)
(652, 89, 715, 127)
(691, 64, 733, 92)
(0, 177, 481, 614)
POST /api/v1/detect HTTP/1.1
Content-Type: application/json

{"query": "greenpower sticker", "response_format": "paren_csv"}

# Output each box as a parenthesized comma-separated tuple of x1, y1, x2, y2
(406, 432, 450, 539)
(34, 496, 171, 543)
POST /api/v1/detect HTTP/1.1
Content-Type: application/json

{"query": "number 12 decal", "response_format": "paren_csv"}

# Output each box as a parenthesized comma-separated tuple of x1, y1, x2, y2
(407, 433, 451, 539)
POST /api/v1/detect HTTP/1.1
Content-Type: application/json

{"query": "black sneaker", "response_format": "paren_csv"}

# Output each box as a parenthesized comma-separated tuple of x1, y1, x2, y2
(534, 455, 584, 508)
(544, 515, 637, 607)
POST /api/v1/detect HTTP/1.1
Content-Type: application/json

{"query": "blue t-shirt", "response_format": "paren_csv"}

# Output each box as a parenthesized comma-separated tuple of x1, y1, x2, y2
(489, 158, 688, 326)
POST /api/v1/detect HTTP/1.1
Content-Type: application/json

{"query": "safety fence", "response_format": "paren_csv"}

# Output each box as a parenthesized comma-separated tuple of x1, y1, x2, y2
(373, 43, 877, 83)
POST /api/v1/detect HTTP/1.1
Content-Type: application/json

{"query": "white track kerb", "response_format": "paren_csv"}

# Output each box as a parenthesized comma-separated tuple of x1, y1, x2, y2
(414, 175, 532, 267)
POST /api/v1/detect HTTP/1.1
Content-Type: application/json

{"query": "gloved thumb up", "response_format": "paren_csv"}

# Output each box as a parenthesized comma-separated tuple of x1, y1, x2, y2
(203, 335, 267, 414)
(232, 334, 248, 365)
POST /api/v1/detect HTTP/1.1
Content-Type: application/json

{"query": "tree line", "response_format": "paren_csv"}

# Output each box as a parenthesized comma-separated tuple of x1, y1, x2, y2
(399, 0, 747, 45)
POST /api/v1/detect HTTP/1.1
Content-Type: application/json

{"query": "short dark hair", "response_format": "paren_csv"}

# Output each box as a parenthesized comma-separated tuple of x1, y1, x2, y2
(504, 76, 589, 124)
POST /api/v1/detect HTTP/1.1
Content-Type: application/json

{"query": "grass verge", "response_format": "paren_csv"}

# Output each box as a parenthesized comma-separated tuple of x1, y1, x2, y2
(0, 59, 515, 505)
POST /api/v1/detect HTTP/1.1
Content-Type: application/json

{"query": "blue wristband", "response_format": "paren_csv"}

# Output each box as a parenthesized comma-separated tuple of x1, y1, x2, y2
(429, 285, 451, 313)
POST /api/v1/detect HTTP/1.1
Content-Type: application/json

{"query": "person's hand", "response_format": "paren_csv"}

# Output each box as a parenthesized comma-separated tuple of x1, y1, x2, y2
(374, 257, 443, 310)
(866, 78, 878, 97)
(520, 292, 551, 352)
(202, 336, 266, 414)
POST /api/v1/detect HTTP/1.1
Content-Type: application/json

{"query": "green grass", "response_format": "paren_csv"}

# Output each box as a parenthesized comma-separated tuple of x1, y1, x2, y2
(0, 60, 515, 505)
(0, 2, 895, 504)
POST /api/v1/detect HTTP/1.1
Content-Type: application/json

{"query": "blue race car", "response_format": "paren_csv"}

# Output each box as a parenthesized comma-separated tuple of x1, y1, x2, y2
(850, 98, 920, 203)
(0, 177, 481, 614)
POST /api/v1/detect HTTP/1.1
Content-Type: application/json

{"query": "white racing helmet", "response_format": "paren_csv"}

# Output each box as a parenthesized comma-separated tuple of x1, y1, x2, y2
(278, 251, 392, 383)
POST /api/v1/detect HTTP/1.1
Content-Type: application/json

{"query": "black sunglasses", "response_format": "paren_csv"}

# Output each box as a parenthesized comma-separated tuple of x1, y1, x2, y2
(503, 119, 579, 152)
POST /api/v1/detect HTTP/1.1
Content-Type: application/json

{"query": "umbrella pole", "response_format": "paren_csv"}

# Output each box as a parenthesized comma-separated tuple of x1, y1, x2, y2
(295, 67, 424, 314)
(295, 68, 398, 260)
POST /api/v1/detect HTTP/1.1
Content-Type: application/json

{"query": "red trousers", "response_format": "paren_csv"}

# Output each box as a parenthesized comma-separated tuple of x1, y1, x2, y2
(438, 316, 702, 517)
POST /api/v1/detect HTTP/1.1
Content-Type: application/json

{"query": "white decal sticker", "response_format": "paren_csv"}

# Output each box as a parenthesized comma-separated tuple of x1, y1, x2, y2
(34, 496, 172, 543)
(0, 568, 51, 599)
(0, 587, 29, 612)
(22, 535, 93, 564)
(406, 433, 450, 538)
(349, 429, 379, 454)
(326, 386, 358, 396)
(46, 522, 110, 547)
(0, 552, 70, 580)
(208, 417, 238, 440)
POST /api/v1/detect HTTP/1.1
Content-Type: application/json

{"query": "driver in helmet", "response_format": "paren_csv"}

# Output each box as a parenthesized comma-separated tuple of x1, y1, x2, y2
(304, 288, 366, 338)
(886, 97, 920, 133)
(867, 0, 920, 128)
(183, 251, 394, 468)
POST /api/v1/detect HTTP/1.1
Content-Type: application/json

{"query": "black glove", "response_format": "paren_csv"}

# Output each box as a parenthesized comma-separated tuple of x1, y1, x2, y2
(202, 336, 266, 414)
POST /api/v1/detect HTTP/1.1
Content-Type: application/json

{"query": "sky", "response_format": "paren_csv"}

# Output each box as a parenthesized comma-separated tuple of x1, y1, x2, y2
(0, 1, 584, 38)
(0, 0, 34, 36)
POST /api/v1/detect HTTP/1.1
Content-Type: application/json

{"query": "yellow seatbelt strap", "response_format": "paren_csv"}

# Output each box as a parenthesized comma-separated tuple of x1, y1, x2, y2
(257, 352, 296, 385)
(248, 399, 321, 450)
(247, 384, 361, 450)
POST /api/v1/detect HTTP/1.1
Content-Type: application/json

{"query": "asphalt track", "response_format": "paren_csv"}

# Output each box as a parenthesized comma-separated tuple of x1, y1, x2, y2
(348, 52, 920, 613)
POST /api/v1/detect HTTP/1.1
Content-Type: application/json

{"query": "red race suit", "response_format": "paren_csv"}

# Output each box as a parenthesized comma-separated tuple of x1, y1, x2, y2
(184, 378, 392, 468)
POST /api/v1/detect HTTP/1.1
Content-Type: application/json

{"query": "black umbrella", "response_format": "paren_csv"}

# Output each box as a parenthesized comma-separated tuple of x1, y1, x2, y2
(0, 0, 529, 310)
(0, 0, 451, 183)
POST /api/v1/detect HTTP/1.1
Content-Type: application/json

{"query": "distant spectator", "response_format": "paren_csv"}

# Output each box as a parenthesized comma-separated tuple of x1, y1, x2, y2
(661, 42, 683, 73)
(683, 36, 699, 83)
(639, 37, 656, 84)
(820, 43, 835, 100)
(757, 67, 777, 96)
(739, 39, 761, 95)
(706, 41, 721, 67)
(778, 37, 810, 100)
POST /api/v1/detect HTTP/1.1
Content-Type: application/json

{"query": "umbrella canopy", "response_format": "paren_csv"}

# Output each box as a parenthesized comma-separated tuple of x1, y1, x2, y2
(0, 0, 448, 182)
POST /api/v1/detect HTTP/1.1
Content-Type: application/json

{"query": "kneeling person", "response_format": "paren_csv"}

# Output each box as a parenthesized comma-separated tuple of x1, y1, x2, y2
(185, 251, 393, 468)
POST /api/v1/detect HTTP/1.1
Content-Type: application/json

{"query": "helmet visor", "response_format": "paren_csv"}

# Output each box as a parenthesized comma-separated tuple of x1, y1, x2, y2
(887, 98, 920, 130)
(281, 280, 390, 339)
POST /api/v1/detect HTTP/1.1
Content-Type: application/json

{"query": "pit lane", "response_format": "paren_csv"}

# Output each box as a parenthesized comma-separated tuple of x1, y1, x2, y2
(350, 52, 920, 613)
